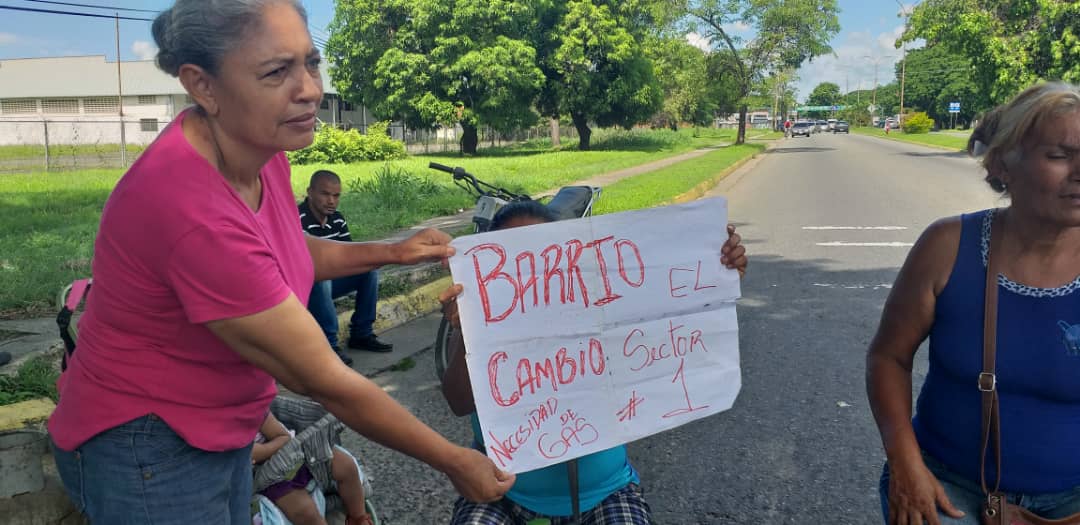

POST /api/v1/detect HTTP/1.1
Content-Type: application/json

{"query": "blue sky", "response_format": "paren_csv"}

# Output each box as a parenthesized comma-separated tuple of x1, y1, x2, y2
(0, 0, 912, 102)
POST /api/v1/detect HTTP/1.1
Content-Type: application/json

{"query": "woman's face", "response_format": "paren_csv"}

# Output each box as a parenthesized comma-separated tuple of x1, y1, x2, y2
(1005, 109, 1080, 226)
(210, 2, 323, 153)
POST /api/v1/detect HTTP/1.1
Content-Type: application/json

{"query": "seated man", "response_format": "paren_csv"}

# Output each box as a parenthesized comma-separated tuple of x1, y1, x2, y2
(299, 170, 393, 366)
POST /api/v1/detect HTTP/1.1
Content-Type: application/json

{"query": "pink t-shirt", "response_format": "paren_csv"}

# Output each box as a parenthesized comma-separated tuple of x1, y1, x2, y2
(49, 109, 314, 452)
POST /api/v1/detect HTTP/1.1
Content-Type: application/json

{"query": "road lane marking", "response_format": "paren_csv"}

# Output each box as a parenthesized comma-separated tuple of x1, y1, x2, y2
(816, 242, 914, 247)
(802, 226, 908, 230)
(813, 283, 893, 290)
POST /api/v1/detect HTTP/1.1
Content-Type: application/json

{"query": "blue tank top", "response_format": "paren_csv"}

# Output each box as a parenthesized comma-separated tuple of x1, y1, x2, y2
(470, 415, 638, 516)
(913, 209, 1080, 493)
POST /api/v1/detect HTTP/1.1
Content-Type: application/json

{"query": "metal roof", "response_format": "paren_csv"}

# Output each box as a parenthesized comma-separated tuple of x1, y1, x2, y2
(0, 55, 340, 99)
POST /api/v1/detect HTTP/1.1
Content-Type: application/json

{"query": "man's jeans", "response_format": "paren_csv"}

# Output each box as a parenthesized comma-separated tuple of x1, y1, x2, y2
(880, 451, 1080, 523)
(308, 271, 378, 348)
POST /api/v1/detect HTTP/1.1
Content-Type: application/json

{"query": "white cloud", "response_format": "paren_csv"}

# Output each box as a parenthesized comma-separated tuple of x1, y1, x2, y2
(723, 21, 751, 34)
(793, 29, 906, 104)
(0, 33, 16, 45)
(132, 40, 157, 61)
(686, 32, 711, 51)
(877, 25, 905, 52)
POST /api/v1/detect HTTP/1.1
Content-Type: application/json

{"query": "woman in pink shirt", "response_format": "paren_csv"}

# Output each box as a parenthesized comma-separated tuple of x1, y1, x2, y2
(47, 1, 514, 523)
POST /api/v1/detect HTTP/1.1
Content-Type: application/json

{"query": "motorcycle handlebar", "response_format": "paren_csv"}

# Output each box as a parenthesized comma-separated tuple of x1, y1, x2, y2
(428, 162, 455, 174)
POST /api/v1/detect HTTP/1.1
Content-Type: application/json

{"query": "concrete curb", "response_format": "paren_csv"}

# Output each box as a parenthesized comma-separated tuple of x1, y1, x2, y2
(0, 399, 55, 433)
(342, 276, 453, 337)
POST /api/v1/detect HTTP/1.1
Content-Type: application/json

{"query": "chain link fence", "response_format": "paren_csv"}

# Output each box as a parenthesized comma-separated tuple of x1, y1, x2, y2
(0, 119, 580, 173)
(0, 118, 160, 173)
(381, 122, 577, 154)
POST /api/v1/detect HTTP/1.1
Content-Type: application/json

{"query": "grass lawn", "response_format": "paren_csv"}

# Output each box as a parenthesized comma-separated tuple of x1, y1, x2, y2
(595, 143, 765, 214)
(0, 128, 739, 315)
(852, 127, 970, 151)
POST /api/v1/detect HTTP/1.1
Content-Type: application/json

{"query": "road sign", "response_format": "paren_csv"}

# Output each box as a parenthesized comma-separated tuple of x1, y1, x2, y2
(867, 104, 877, 113)
(948, 102, 961, 113)
(797, 105, 846, 112)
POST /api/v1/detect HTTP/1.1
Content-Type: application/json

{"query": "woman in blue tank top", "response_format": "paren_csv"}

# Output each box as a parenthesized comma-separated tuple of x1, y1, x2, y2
(437, 201, 747, 524)
(867, 82, 1080, 524)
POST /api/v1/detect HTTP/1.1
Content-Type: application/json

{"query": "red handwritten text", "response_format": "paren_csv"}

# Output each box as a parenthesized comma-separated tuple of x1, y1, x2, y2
(466, 237, 646, 324)
(616, 390, 645, 422)
(663, 358, 710, 418)
(622, 321, 708, 372)
(669, 260, 717, 298)
(488, 339, 607, 407)
(538, 409, 600, 459)
(486, 397, 559, 468)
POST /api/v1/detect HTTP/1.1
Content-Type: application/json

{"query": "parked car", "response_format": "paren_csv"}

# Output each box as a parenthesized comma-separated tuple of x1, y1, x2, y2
(832, 121, 850, 134)
(790, 122, 814, 137)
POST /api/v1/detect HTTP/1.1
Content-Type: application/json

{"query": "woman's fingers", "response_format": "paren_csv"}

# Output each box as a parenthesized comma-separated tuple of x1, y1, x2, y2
(438, 284, 464, 306)
(935, 481, 965, 519)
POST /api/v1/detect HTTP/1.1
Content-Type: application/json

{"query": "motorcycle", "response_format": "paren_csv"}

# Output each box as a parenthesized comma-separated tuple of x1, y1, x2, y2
(427, 162, 601, 379)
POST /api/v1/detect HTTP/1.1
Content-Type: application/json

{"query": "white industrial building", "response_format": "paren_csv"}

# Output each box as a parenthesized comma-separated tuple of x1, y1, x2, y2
(0, 55, 374, 146)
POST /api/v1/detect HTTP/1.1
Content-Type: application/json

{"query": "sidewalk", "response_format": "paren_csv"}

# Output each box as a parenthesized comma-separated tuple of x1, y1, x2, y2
(0, 138, 763, 376)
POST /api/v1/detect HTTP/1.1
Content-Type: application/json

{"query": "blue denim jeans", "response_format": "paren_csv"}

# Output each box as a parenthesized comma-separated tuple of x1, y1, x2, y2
(52, 415, 253, 524)
(307, 271, 378, 347)
(880, 451, 1080, 523)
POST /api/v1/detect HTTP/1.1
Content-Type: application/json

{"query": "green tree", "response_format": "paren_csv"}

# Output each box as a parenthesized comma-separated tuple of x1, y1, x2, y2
(807, 82, 841, 107)
(904, 0, 1080, 104)
(895, 45, 989, 128)
(647, 36, 715, 129)
(686, 0, 841, 144)
(326, 0, 546, 155)
(539, 0, 666, 149)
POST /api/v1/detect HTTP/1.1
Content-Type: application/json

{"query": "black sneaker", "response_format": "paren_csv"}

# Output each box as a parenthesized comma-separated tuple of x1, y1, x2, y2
(331, 346, 354, 366)
(347, 335, 393, 353)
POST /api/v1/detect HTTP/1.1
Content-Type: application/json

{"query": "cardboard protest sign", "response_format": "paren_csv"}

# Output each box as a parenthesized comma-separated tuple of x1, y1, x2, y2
(448, 197, 741, 473)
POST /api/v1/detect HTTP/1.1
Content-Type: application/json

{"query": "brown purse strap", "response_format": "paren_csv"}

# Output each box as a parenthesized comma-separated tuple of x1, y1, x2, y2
(980, 209, 1005, 496)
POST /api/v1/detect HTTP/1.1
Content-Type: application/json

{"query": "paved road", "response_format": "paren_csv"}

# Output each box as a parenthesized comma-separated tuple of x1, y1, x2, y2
(341, 132, 1004, 524)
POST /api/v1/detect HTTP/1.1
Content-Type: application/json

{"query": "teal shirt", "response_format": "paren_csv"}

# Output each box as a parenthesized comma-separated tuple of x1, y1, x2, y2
(470, 415, 638, 516)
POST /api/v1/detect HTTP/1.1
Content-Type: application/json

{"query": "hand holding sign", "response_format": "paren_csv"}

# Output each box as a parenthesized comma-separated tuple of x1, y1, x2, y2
(447, 198, 743, 473)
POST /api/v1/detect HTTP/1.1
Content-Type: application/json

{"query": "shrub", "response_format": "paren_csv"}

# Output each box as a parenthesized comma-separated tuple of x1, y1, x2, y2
(903, 112, 934, 134)
(288, 121, 407, 164)
(341, 165, 470, 237)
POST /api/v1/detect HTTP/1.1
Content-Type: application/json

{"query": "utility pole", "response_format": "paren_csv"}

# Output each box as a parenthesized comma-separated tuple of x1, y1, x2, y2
(864, 55, 880, 123)
(115, 13, 127, 167)
(895, 0, 910, 130)
(771, 71, 782, 131)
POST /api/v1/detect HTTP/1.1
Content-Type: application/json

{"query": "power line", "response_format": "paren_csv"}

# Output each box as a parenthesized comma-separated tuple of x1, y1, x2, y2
(20, 0, 158, 13)
(0, 4, 152, 21)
